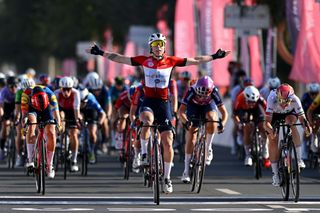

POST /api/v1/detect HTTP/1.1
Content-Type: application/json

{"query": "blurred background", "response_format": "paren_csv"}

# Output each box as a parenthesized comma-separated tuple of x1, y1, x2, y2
(0, 0, 319, 94)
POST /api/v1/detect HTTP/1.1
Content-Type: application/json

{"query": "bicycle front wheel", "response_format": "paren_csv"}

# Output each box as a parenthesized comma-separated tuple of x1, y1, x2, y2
(195, 140, 206, 193)
(40, 139, 46, 195)
(289, 143, 300, 202)
(153, 139, 160, 205)
(252, 132, 262, 180)
(279, 150, 289, 201)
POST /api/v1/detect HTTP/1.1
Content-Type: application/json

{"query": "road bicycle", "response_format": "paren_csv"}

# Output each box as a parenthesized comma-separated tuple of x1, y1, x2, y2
(6, 121, 16, 169)
(141, 122, 165, 205)
(122, 119, 136, 180)
(189, 117, 222, 193)
(274, 119, 302, 202)
(26, 120, 56, 195)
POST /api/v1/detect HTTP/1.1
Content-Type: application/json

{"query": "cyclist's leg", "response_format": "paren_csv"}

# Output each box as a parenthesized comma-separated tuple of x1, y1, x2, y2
(205, 106, 219, 165)
(139, 108, 153, 164)
(88, 123, 97, 163)
(0, 119, 10, 160)
(26, 113, 37, 167)
(286, 114, 304, 167)
(182, 126, 197, 182)
(70, 128, 79, 162)
(268, 114, 281, 186)
(161, 130, 174, 178)
(181, 103, 200, 179)
(15, 123, 24, 166)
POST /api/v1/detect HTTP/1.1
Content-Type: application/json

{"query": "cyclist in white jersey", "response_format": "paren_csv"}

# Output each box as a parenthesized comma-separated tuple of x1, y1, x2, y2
(264, 83, 311, 186)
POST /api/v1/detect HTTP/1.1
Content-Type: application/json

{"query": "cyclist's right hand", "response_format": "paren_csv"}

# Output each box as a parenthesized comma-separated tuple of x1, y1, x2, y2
(90, 43, 104, 56)
(184, 120, 193, 130)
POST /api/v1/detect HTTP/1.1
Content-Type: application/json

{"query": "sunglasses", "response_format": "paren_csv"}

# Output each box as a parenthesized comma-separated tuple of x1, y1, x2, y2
(150, 40, 165, 47)
(278, 98, 291, 104)
(62, 88, 72, 92)
(9, 85, 17, 89)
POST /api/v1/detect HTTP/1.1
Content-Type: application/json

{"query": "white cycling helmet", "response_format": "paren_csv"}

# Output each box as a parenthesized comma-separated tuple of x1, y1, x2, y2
(307, 82, 320, 93)
(268, 77, 281, 90)
(88, 77, 103, 90)
(80, 87, 89, 102)
(59, 76, 74, 88)
(244, 86, 260, 102)
(148, 33, 166, 46)
(20, 78, 35, 89)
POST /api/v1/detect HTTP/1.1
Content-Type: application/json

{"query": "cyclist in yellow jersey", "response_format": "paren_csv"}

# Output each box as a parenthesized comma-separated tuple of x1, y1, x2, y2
(307, 91, 320, 152)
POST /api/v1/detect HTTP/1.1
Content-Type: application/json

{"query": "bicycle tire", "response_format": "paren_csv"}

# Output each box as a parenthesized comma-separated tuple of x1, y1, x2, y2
(253, 131, 261, 180)
(63, 133, 68, 180)
(81, 129, 88, 176)
(34, 144, 41, 193)
(123, 130, 131, 180)
(190, 145, 197, 192)
(288, 142, 300, 202)
(40, 139, 46, 195)
(7, 127, 16, 169)
(153, 138, 160, 205)
(279, 146, 289, 201)
(196, 139, 206, 193)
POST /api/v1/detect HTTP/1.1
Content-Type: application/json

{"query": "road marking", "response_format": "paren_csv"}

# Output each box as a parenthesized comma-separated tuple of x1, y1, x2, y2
(107, 208, 176, 212)
(12, 208, 94, 211)
(191, 208, 273, 212)
(216, 188, 241, 195)
(267, 205, 286, 209)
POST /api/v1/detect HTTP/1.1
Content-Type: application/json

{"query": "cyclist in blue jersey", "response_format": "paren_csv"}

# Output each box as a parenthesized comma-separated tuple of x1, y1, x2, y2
(86, 74, 112, 153)
(80, 88, 106, 163)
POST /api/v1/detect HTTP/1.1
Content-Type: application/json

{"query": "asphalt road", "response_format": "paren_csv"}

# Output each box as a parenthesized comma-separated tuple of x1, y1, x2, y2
(0, 144, 320, 213)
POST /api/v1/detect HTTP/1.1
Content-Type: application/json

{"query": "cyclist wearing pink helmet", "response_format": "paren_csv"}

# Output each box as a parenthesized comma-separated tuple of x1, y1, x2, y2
(178, 76, 228, 183)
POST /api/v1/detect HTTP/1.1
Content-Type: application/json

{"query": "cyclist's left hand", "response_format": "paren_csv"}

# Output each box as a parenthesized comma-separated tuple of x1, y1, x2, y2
(305, 125, 312, 137)
(217, 125, 224, 134)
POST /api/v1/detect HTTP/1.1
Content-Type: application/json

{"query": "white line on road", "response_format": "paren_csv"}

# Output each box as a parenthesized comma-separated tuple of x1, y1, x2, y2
(12, 208, 94, 211)
(215, 188, 241, 195)
(107, 208, 176, 212)
(191, 208, 273, 212)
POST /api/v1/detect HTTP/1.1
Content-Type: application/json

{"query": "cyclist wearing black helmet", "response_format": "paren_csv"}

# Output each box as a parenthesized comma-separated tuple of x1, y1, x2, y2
(0, 76, 18, 161)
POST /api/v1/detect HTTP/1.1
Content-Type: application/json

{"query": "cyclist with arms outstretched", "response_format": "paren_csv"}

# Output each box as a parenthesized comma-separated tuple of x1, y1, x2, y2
(87, 33, 229, 193)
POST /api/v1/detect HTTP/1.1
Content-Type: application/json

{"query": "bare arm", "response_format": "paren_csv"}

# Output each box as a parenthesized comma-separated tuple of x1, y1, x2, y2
(86, 43, 132, 65)
(186, 49, 231, 66)
(218, 105, 228, 127)
(178, 104, 188, 124)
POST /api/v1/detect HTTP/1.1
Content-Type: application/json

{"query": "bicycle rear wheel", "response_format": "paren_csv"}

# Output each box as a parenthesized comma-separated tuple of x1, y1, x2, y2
(279, 149, 289, 201)
(7, 137, 15, 169)
(195, 140, 206, 193)
(288, 143, 300, 202)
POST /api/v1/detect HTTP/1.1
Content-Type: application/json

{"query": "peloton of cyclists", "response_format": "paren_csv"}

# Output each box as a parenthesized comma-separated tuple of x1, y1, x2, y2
(87, 32, 230, 193)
